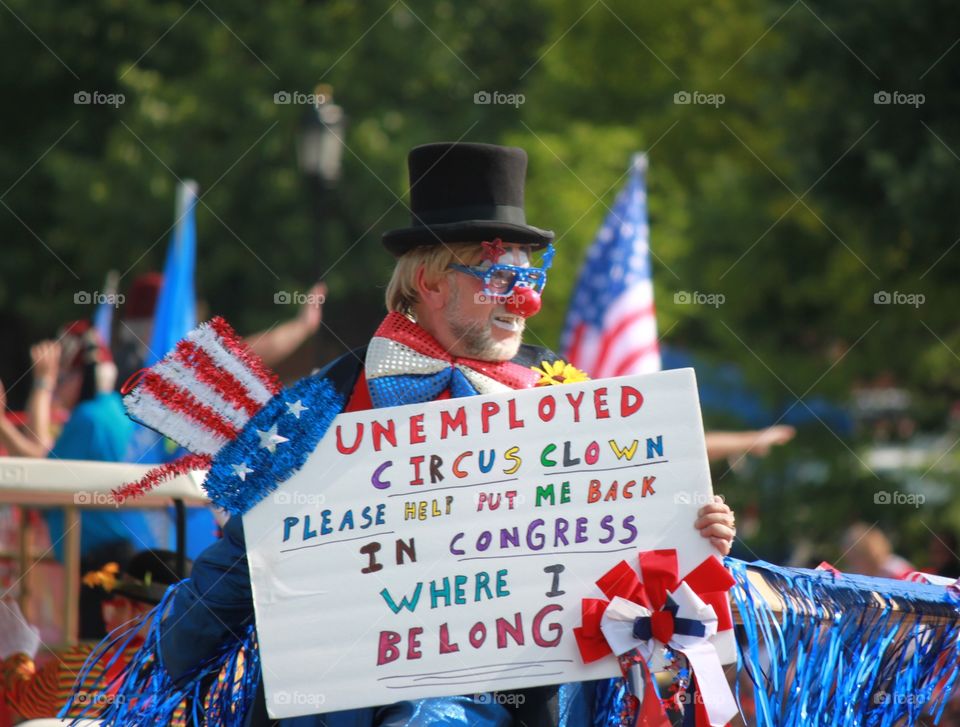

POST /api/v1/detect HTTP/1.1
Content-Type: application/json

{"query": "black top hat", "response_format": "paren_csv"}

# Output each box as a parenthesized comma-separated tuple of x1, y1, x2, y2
(382, 142, 554, 256)
(84, 549, 192, 605)
(115, 549, 192, 604)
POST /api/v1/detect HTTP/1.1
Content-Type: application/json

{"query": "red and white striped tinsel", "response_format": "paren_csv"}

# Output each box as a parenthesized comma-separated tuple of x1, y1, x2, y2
(120, 316, 281, 499)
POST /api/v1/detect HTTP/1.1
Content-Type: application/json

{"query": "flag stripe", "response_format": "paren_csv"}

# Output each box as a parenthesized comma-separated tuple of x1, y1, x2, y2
(566, 322, 586, 371)
(595, 308, 659, 378)
(153, 358, 250, 430)
(174, 339, 263, 417)
(611, 345, 662, 377)
(125, 390, 228, 456)
(591, 305, 655, 376)
(209, 317, 281, 395)
(140, 370, 239, 441)
(190, 324, 275, 404)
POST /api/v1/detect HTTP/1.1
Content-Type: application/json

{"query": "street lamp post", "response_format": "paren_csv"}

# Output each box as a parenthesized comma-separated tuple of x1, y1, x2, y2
(297, 84, 346, 188)
(297, 84, 346, 364)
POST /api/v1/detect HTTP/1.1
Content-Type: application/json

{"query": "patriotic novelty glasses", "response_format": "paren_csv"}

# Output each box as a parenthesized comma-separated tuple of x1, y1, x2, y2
(449, 242, 556, 298)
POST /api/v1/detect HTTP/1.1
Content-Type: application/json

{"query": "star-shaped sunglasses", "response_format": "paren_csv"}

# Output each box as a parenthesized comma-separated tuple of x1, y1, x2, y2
(450, 243, 556, 297)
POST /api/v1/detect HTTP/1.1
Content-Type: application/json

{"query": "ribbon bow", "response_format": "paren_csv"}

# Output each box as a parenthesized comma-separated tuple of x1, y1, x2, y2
(632, 594, 707, 642)
(365, 312, 540, 408)
(574, 549, 739, 727)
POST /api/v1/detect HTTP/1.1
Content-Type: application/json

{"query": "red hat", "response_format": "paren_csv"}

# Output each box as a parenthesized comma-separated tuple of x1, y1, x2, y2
(124, 272, 163, 320)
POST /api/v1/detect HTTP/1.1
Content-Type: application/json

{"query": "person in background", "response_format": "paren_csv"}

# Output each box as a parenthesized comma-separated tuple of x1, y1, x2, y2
(0, 341, 65, 458)
(115, 271, 327, 382)
(705, 424, 796, 461)
(927, 531, 960, 579)
(244, 280, 328, 370)
(115, 273, 328, 564)
(0, 549, 190, 721)
(1, 320, 134, 463)
(36, 322, 168, 638)
(113, 272, 164, 389)
(47, 321, 132, 464)
(841, 522, 914, 579)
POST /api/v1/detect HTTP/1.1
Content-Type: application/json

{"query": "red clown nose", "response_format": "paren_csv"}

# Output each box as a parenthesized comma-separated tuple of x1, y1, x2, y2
(506, 287, 541, 318)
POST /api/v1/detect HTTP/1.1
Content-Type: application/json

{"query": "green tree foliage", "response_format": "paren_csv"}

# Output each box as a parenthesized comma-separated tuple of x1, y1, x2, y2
(2, 0, 958, 562)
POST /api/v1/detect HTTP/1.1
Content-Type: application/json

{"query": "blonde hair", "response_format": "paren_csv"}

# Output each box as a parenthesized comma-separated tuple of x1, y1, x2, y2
(385, 242, 485, 313)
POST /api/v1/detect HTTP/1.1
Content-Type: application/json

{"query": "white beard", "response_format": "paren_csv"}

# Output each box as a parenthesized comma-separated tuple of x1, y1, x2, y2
(445, 280, 524, 361)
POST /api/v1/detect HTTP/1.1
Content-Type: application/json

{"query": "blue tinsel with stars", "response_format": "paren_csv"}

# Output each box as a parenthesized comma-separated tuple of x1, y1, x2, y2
(203, 375, 345, 516)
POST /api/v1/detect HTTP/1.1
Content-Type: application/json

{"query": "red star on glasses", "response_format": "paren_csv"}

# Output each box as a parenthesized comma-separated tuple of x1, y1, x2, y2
(480, 238, 507, 263)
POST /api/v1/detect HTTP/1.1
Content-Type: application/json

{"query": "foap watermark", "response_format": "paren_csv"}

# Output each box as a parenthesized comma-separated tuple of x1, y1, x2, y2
(873, 690, 923, 706)
(674, 90, 725, 108)
(474, 291, 526, 306)
(74, 691, 125, 707)
(474, 91, 525, 108)
(874, 291, 924, 308)
(676, 689, 706, 706)
(274, 90, 327, 106)
(274, 690, 326, 708)
(0, 463, 24, 483)
(74, 290, 125, 307)
(74, 491, 119, 507)
(674, 491, 714, 506)
(74, 91, 125, 108)
(274, 290, 326, 306)
(273, 491, 326, 507)
(473, 692, 526, 707)
(674, 290, 725, 308)
(874, 91, 925, 108)
(874, 490, 925, 508)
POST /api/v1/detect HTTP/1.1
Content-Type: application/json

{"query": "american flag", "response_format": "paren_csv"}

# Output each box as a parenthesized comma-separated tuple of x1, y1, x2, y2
(124, 317, 280, 457)
(561, 154, 661, 377)
(114, 316, 282, 502)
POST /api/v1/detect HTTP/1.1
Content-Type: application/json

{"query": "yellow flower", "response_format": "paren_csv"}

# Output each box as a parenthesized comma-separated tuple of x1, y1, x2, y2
(533, 359, 590, 386)
(82, 562, 120, 591)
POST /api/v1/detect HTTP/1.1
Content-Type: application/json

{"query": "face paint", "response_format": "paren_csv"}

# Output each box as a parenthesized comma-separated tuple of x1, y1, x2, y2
(443, 242, 545, 361)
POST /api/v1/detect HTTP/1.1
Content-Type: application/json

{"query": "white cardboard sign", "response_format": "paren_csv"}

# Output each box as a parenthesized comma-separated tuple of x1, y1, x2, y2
(244, 368, 717, 718)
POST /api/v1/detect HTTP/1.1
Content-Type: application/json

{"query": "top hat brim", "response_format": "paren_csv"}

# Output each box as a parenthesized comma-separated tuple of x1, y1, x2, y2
(382, 220, 554, 257)
(110, 580, 171, 605)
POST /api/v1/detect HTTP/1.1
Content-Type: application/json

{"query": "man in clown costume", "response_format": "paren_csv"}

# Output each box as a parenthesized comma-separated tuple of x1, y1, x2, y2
(79, 142, 736, 726)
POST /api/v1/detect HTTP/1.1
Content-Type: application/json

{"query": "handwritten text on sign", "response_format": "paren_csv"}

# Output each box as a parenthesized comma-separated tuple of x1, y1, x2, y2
(244, 368, 717, 718)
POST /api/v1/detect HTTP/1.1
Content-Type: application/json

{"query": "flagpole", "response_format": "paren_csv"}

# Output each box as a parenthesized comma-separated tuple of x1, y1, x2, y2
(177, 179, 200, 221)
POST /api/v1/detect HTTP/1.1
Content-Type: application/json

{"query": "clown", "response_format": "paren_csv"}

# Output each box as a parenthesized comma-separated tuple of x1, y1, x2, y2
(74, 142, 735, 726)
